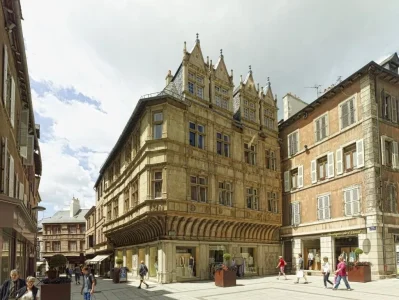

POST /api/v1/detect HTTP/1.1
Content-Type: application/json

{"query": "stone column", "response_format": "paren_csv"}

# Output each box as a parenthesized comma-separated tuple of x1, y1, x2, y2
(320, 236, 333, 269)
(292, 238, 302, 271)
(199, 243, 209, 280)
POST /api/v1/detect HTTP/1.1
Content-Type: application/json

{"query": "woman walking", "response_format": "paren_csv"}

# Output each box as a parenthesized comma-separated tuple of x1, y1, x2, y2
(333, 256, 352, 291)
(322, 257, 334, 288)
(276, 256, 287, 280)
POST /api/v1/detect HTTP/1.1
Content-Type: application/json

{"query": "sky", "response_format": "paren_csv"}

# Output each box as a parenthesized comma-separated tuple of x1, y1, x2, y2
(20, 0, 399, 218)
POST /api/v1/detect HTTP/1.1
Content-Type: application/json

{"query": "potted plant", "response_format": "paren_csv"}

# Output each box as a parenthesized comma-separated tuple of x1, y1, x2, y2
(347, 248, 371, 283)
(215, 253, 237, 287)
(113, 257, 124, 283)
(42, 254, 71, 300)
(116, 257, 123, 267)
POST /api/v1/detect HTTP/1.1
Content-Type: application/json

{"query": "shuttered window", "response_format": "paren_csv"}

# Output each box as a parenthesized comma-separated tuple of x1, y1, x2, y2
(344, 186, 361, 216)
(288, 131, 299, 156)
(317, 195, 331, 220)
(340, 96, 356, 129)
(291, 202, 300, 225)
(314, 113, 328, 142)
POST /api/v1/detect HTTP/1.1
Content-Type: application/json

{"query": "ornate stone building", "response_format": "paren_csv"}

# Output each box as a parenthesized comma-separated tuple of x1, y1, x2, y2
(0, 0, 42, 283)
(94, 36, 282, 283)
(279, 53, 399, 279)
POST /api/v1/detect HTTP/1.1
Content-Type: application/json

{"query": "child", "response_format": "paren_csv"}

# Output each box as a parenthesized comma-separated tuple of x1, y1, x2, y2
(276, 256, 287, 280)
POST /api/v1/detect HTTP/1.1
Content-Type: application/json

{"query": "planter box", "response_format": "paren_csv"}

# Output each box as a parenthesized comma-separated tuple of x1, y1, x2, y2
(348, 265, 371, 283)
(41, 283, 71, 300)
(215, 270, 236, 287)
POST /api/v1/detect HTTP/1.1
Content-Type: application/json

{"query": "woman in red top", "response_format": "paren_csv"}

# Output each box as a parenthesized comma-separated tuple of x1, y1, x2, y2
(276, 256, 287, 280)
(333, 256, 352, 291)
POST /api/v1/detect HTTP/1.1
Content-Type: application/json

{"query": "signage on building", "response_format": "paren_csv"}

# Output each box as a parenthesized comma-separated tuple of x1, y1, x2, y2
(322, 230, 365, 237)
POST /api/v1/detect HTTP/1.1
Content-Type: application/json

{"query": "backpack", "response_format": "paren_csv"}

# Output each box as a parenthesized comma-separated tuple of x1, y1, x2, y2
(139, 265, 148, 276)
(87, 274, 97, 288)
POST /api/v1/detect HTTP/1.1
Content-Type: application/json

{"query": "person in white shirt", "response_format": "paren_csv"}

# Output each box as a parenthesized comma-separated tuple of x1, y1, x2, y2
(16, 276, 40, 300)
(322, 257, 334, 288)
(307, 252, 314, 270)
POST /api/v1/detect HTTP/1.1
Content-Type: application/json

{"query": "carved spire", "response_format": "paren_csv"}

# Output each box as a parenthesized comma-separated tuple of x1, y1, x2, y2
(240, 75, 243, 83)
(184, 41, 187, 53)
(220, 49, 223, 57)
(230, 69, 233, 77)
(196, 33, 200, 44)
(249, 65, 252, 74)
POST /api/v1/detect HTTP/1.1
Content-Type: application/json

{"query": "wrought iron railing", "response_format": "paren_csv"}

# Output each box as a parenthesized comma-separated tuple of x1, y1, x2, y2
(139, 89, 184, 102)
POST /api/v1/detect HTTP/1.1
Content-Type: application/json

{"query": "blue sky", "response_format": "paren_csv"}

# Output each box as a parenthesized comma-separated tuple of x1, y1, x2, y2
(20, 0, 399, 219)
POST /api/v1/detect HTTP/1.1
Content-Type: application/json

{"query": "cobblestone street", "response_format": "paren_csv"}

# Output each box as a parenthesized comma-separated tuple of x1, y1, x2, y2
(70, 276, 398, 300)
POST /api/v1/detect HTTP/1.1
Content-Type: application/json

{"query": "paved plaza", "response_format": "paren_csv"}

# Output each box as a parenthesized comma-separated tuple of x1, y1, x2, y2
(69, 275, 398, 300)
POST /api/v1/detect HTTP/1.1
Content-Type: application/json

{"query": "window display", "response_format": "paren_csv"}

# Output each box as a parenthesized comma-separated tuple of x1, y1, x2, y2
(208, 245, 226, 279)
(240, 247, 256, 275)
(334, 237, 358, 266)
(176, 247, 196, 279)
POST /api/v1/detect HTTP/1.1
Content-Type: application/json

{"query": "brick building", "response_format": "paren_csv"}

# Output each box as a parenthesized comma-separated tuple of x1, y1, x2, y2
(93, 36, 282, 283)
(279, 53, 399, 279)
(41, 198, 87, 267)
(0, 0, 42, 283)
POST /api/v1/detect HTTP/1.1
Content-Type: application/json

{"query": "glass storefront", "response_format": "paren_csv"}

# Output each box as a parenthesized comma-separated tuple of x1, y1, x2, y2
(208, 245, 226, 279)
(149, 247, 157, 277)
(176, 247, 196, 279)
(1, 231, 11, 283)
(334, 237, 358, 266)
(303, 239, 321, 270)
(240, 247, 256, 275)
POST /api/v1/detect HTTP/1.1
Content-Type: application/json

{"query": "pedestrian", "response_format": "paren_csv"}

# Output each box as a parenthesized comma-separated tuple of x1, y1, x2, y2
(74, 265, 81, 285)
(294, 254, 308, 284)
(16, 276, 40, 300)
(80, 267, 96, 300)
(276, 256, 287, 280)
(322, 257, 334, 288)
(0, 269, 26, 300)
(138, 261, 149, 289)
(65, 267, 69, 279)
(333, 256, 352, 291)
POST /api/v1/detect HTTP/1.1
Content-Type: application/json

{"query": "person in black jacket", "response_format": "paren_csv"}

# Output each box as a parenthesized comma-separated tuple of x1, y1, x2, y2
(0, 269, 26, 300)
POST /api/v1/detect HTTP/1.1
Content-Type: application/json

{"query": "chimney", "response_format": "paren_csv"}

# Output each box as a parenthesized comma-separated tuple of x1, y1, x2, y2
(70, 197, 81, 217)
(165, 70, 173, 87)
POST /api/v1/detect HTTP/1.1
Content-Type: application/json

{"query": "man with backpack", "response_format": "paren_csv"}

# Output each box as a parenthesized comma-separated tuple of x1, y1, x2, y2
(138, 261, 149, 289)
(276, 256, 287, 280)
(81, 267, 96, 300)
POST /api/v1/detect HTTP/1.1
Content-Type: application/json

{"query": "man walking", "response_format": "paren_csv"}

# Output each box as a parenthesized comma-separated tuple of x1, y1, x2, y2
(74, 265, 81, 285)
(294, 254, 308, 284)
(0, 269, 26, 300)
(81, 267, 96, 300)
(333, 256, 352, 291)
(138, 261, 149, 289)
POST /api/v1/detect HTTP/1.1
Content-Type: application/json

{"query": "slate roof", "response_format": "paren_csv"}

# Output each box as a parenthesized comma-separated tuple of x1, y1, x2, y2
(41, 209, 89, 224)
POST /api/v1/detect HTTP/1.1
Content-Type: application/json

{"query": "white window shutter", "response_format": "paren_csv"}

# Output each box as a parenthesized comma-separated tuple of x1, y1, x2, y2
(381, 136, 386, 165)
(3, 45, 8, 105)
(325, 196, 331, 219)
(356, 139, 364, 168)
(297, 165, 304, 188)
(19, 182, 24, 201)
(327, 152, 334, 178)
(8, 155, 14, 198)
(24, 135, 34, 166)
(296, 203, 301, 224)
(1, 138, 7, 193)
(284, 171, 290, 192)
(296, 132, 299, 153)
(392, 97, 398, 123)
(336, 148, 343, 175)
(311, 160, 317, 183)
(19, 109, 29, 159)
(317, 197, 323, 220)
(352, 188, 360, 215)
(10, 77, 15, 127)
(393, 141, 399, 169)
(287, 135, 291, 156)
(344, 190, 352, 216)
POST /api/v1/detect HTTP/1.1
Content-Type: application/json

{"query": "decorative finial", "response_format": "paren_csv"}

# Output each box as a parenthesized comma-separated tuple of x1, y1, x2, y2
(184, 41, 187, 52)
(257, 83, 260, 91)
(240, 75, 243, 83)
(231, 69, 233, 77)
(196, 33, 199, 43)
(220, 49, 223, 56)
(267, 77, 271, 87)
(249, 65, 252, 72)
(267, 77, 270, 83)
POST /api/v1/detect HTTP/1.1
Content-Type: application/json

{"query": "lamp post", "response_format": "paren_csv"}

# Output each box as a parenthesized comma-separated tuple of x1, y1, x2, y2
(33, 206, 46, 276)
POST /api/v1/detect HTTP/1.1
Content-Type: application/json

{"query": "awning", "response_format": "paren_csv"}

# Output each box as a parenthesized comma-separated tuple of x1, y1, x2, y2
(36, 261, 45, 266)
(88, 255, 110, 264)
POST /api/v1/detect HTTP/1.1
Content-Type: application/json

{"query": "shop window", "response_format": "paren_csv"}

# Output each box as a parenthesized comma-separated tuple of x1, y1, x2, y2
(385, 183, 398, 213)
(176, 247, 196, 279)
(153, 112, 163, 139)
(291, 202, 300, 225)
(340, 96, 356, 129)
(218, 181, 232, 206)
(216, 133, 230, 157)
(240, 247, 256, 274)
(113, 198, 119, 219)
(381, 136, 398, 168)
(189, 122, 205, 149)
(190, 176, 207, 202)
(246, 187, 259, 210)
(244, 143, 256, 165)
(153, 171, 163, 199)
(317, 194, 331, 220)
(288, 130, 299, 156)
(267, 192, 278, 213)
(344, 186, 361, 216)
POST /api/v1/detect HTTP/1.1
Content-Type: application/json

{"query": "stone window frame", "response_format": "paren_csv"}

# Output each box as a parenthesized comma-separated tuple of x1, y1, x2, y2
(265, 149, 277, 171)
(106, 203, 112, 221)
(218, 180, 232, 206)
(381, 135, 398, 169)
(152, 170, 163, 199)
(291, 202, 301, 226)
(190, 175, 207, 203)
(244, 143, 256, 165)
(189, 122, 206, 150)
(123, 187, 130, 213)
(313, 111, 329, 143)
(214, 84, 229, 110)
(284, 165, 303, 192)
(188, 70, 205, 99)
(216, 132, 230, 157)
(131, 177, 139, 208)
(264, 105, 276, 131)
(113, 198, 119, 219)
(246, 187, 259, 210)
(153, 111, 163, 140)
(68, 241, 77, 252)
(381, 90, 398, 123)
(243, 98, 256, 122)
(317, 193, 331, 220)
(385, 182, 398, 214)
(267, 191, 278, 213)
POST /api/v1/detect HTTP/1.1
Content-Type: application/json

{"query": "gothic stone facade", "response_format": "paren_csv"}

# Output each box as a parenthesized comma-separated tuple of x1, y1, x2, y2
(279, 53, 399, 279)
(95, 37, 282, 283)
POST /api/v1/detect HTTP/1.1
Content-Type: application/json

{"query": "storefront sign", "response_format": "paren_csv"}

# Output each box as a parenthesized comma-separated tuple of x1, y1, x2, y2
(368, 226, 376, 231)
(322, 230, 365, 237)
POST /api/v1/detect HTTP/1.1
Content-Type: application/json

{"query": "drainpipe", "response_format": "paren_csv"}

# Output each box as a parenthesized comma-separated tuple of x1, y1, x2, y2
(373, 69, 387, 276)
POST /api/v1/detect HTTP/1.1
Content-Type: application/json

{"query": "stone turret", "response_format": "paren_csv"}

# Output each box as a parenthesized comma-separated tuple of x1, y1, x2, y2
(70, 197, 81, 217)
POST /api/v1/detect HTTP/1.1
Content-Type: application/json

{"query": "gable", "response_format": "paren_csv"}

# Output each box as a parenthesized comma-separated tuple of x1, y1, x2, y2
(264, 85, 275, 106)
(243, 72, 257, 96)
(214, 57, 230, 83)
(188, 43, 206, 71)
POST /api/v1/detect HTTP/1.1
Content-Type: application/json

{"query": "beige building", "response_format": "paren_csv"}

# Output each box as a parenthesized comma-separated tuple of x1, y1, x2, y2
(41, 198, 87, 267)
(0, 0, 43, 283)
(279, 53, 399, 279)
(94, 36, 282, 283)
